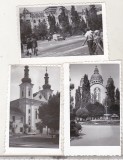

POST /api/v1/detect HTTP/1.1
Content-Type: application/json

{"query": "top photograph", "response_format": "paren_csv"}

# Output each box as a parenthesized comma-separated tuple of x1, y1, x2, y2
(19, 4, 104, 58)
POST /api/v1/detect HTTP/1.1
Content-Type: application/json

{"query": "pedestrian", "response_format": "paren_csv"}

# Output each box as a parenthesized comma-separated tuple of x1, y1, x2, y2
(32, 37, 38, 56)
(93, 30, 103, 55)
(27, 38, 32, 57)
(82, 28, 94, 55)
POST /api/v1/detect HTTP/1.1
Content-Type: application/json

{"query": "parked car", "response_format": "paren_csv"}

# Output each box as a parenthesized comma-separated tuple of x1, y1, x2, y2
(26, 131, 36, 135)
(53, 34, 65, 41)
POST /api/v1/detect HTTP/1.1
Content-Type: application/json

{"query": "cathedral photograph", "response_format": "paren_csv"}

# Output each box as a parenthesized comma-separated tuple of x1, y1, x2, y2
(9, 65, 60, 148)
(70, 63, 120, 146)
(19, 4, 104, 58)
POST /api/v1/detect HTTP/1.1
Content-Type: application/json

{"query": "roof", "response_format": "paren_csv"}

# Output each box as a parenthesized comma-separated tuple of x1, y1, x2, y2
(10, 106, 24, 116)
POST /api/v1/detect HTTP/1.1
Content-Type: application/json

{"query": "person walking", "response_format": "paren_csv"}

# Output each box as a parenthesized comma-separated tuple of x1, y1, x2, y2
(27, 38, 32, 57)
(93, 30, 103, 55)
(82, 28, 94, 55)
(32, 37, 38, 56)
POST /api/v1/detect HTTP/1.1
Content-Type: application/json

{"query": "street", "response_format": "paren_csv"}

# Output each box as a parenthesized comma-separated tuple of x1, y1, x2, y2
(21, 35, 103, 58)
(71, 125, 120, 146)
(9, 134, 59, 148)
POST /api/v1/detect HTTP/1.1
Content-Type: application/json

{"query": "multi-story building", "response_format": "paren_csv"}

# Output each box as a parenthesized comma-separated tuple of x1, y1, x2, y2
(10, 66, 53, 134)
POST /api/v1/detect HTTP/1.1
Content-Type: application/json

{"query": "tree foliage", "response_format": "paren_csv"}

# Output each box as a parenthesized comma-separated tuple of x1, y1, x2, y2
(106, 77, 115, 108)
(82, 74, 91, 105)
(86, 102, 105, 117)
(33, 20, 48, 39)
(76, 107, 89, 119)
(58, 8, 71, 35)
(71, 6, 81, 34)
(20, 19, 32, 42)
(38, 92, 60, 130)
(48, 14, 56, 34)
(86, 5, 102, 30)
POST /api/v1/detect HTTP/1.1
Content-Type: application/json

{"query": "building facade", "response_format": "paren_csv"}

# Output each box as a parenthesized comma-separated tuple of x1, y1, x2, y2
(75, 66, 107, 109)
(10, 66, 53, 134)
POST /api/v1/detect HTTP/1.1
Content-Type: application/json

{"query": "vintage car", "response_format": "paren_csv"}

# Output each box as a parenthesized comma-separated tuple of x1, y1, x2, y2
(53, 34, 65, 41)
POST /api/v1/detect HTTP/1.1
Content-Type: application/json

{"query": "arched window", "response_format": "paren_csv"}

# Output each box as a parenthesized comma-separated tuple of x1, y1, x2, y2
(28, 90, 30, 96)
(94, 87, 101, 103)
(22, 90, 24, 97)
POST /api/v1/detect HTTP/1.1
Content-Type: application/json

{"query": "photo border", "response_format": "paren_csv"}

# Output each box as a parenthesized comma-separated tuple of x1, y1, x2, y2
(64, 60, 121, 156)
(17, 2, 108, 64)
(5, 64, 63, 156)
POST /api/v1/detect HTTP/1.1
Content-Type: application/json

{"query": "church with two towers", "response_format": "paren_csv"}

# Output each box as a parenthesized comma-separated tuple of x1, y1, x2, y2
(10, 66, 53, 134)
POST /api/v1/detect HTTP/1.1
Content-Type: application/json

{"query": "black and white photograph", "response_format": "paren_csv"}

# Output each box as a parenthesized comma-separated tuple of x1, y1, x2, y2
(19, 4, 104, 58)
(70, 63, 120, 146)
(9, 65, 60, 148)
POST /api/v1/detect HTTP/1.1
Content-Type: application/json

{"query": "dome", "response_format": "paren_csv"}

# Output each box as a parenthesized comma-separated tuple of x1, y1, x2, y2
(90, 66, 103, 86)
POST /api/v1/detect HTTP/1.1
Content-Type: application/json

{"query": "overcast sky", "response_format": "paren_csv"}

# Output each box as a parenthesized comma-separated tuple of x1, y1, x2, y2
(10, 65, 60, 101)
(19, 4, 101, 13)
(70, 64, 120, 98)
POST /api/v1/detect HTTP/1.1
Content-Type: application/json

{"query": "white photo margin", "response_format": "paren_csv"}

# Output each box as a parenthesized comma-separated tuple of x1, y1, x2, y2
(64, 61, 121, 156)
(5, 64, 63, 156)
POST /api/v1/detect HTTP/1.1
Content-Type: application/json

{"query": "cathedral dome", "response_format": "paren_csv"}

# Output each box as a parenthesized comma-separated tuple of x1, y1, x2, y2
(90, 66, 103, 86)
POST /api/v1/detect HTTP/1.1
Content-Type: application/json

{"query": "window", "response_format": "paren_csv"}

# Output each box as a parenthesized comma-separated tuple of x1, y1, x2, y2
(35, 110, 38, 119)
(20, 127, 23, 132)
(28, 109, 30, 114)
(22, 91, 24, 97)
(12, 116, 15, 122)
(21, 117, 23, 123)
(28, 90, 30, 96)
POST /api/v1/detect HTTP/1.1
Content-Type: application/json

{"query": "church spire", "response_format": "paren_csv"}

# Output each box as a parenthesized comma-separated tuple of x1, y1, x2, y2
(94, 66, 99, 74)
(43, 67, 51, 89)
(21, 66, 31, 83)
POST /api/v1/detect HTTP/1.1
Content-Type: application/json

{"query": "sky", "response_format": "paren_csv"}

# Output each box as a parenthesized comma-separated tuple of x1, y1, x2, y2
(10, 65, 60, 101)
(19, 4, 101, 13)
(70, 64, 120, 98)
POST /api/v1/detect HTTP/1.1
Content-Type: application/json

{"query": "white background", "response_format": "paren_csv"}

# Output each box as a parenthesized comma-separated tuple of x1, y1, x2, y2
(0, 0, 123, 158)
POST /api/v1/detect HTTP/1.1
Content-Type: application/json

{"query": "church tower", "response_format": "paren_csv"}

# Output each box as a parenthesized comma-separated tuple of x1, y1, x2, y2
(41, 67, 53, 101)
(19, 66, 33, 99)
(90, 66, 106, 104)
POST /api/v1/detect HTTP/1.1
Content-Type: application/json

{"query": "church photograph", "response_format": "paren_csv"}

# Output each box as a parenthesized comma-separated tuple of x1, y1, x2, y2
(9, 65, 60, 148)
(70, 63, 120, 146)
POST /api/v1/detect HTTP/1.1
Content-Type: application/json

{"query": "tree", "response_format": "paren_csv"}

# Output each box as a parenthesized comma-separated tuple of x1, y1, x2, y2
(86, 102, 105, 118)
(106, 77, 115, 108)
(75, 87, 81, 109)
(80, 18, 87, 33)
(87, 5, 99, 30)
(71, 6, 81, 34)
(115, 88, 120, 105)
(58, 8, 70, 35)
(20, 19, 32, 42)
(38, 92, 60, 131)
(32, 19, 48, 40)
(48, 14, 56, 34)
(76, 107, 89, 120)
(82, 74, 91, 105)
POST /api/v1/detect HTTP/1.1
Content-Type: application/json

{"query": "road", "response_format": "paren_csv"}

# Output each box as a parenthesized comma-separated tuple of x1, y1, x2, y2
(22, 35, 103, 58)
(71, 125, 120, 146)
(9, 134, 59, 148)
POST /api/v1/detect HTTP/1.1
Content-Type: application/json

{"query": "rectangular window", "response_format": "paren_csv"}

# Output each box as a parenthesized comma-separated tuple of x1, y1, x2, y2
(20, 127, 23, 132)
(21, 117, 23, 123)
(28, 109, 30, 114)
(28, 90, 30, 96)
(12, 116, 15, 122)
(35, 110, 37, 119)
